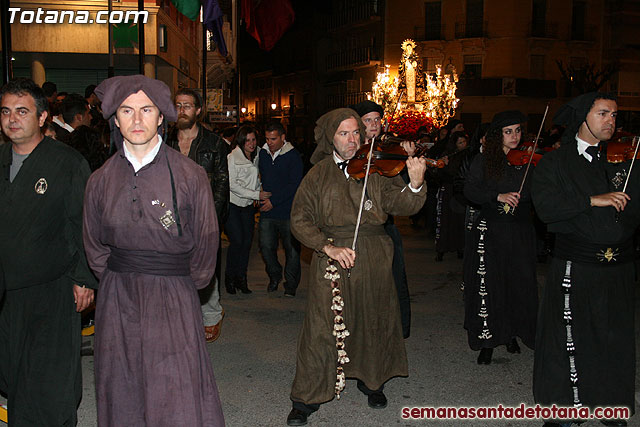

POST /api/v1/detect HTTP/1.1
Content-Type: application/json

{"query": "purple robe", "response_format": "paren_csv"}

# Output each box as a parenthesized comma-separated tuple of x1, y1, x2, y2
(83, 142, 224, 426)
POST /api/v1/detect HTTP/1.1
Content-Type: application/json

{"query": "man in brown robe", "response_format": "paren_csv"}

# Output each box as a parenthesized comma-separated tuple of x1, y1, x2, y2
(287, 108, 427, 425)
(83, 75, 224, 426)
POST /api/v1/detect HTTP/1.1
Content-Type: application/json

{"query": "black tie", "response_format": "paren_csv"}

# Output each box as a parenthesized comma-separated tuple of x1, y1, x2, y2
(338, 161, 348, 171)
(585, 145, 600, 162)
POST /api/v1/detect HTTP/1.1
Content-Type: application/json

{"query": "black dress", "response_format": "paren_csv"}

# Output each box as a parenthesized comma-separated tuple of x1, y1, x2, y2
(463, 153, 538, 350)
(532, 140, 640, 413)
(435, 152, 466, 255)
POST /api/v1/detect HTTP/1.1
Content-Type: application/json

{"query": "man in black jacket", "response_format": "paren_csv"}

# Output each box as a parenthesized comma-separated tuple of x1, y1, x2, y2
(0, 77, 96, 425)
(166, 88, 229, 342)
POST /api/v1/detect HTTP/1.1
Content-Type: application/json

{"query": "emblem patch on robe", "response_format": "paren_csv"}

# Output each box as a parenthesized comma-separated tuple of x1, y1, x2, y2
(498, 202, 515, 216)
(597, 247, 619, 263)
(611, 170, 627, 190)
(159, 210, 176, 230)
(34, 178, 48, 194)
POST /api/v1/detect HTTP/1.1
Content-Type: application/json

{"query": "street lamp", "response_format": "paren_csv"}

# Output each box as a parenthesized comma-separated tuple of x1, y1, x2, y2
(271, 102, 277, 110)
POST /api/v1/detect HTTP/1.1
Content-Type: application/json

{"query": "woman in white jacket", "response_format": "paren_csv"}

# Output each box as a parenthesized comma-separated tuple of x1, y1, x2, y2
(225, 126, 270, 294)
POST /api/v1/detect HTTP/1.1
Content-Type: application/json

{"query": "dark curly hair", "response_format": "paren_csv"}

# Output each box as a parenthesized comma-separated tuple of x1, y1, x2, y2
(483, 126, 510, 180)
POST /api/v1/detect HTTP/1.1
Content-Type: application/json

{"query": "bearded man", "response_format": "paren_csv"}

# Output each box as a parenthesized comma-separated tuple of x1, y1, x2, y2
(166, 88, 229, 342)
(286, 108, 427, 425)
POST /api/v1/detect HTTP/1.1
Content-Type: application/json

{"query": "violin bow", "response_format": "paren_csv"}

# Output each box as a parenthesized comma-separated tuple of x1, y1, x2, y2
(621, 136, 640, 194)
(613, 136, 640, 222)
(518, 104, 550, 194)
(349, 135, 377, 277)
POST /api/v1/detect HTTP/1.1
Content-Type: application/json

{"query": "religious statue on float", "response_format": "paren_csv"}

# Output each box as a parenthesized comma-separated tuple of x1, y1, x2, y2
(397, 39, 427, 105)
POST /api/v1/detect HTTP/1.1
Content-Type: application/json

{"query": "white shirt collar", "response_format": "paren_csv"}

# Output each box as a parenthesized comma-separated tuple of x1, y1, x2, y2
(262, 141, 289, 161)
(52, 116, 65, 127)
(575, 133, 598, 162)
(123, 134, 163, 172)
(262, 142, 283, 160)
(333, 151, 349, 178)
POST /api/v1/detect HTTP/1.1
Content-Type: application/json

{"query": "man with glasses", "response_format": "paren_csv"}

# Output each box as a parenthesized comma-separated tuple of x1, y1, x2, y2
(166, 88, 229, 343)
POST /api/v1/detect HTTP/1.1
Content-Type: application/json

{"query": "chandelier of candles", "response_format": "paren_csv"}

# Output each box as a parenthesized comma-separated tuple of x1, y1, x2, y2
(423, 64, 460, 128)
(368, 65, 399, 118)
(368, 56, 459, 129)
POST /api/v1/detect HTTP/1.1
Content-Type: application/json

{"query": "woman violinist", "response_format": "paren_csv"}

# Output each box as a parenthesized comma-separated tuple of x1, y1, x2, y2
(463, 110, 538, 365)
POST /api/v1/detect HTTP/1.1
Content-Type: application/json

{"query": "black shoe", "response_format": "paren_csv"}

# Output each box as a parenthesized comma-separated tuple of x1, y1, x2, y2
(235, 277, 252, 294)
(601, 421, 627, 426)
(477, 348, 493, 365)
(267, 281, 279, 292)
(286, 408, 308, 426)
(506, 337, 521, 354)
(435, 251, 444, 262)
(367, 391, 387, 409)
(224, 277, 237, 294)
(283, 283, 296, 297)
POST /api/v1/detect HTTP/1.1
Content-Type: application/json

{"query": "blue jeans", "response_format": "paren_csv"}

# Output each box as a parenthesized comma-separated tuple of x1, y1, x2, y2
(225, 204, 256, 282)
(258, 217, 300, 291)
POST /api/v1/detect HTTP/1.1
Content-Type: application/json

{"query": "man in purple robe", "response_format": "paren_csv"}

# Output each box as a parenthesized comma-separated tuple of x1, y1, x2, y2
(82, 75, 224, 426)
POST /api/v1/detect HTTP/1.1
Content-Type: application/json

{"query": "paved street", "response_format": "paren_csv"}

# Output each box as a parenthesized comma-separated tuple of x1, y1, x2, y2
(3, 218, 640, 426)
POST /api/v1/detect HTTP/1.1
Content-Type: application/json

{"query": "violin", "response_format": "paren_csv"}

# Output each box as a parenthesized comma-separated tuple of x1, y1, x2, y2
(507, 141, 553, 166)
(346, 135, 444, 179)
(605, 135, 640, 163)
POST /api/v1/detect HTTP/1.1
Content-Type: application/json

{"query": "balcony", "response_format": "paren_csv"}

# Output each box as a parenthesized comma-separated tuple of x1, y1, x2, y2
(570, 24, 597, 42)
(414, 24, 445, 41)
(456, 78, 556, 98)
(457, 78, 502, 96)
(528, 22, 559, 38)
(326, 46, 380, 72)
(326, 1, 383, 31)
(455, 21, 488, 39)
(327, 92, 369, 110)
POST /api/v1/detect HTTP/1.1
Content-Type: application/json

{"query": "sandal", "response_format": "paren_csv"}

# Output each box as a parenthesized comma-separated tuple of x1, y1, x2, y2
(204, 309, 225, 343)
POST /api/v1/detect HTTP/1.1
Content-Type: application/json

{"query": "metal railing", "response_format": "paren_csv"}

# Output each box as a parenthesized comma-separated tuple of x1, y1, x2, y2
(326, 1, 383, 30)
(528, 22, 559, 38)
(570, 24, 597, 42)
(326, 46, 379, 71)
(414, 24, 445, 41)
(454, 21, 488, 39)
(327, 92, 369, 109)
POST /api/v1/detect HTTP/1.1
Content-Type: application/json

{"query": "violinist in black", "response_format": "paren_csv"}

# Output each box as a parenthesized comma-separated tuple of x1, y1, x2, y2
(532, 93, 637, 426)
(351, 100, 415, 338)
(434, 131, 468, 261)
(463, 110, 538, 365)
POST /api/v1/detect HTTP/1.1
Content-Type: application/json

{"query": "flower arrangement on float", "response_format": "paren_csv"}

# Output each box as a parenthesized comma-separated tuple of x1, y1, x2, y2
(387, 110, 434, 139)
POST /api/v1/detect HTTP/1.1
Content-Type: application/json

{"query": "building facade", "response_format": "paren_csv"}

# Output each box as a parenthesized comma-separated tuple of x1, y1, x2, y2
(4, 0, 201, 95)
